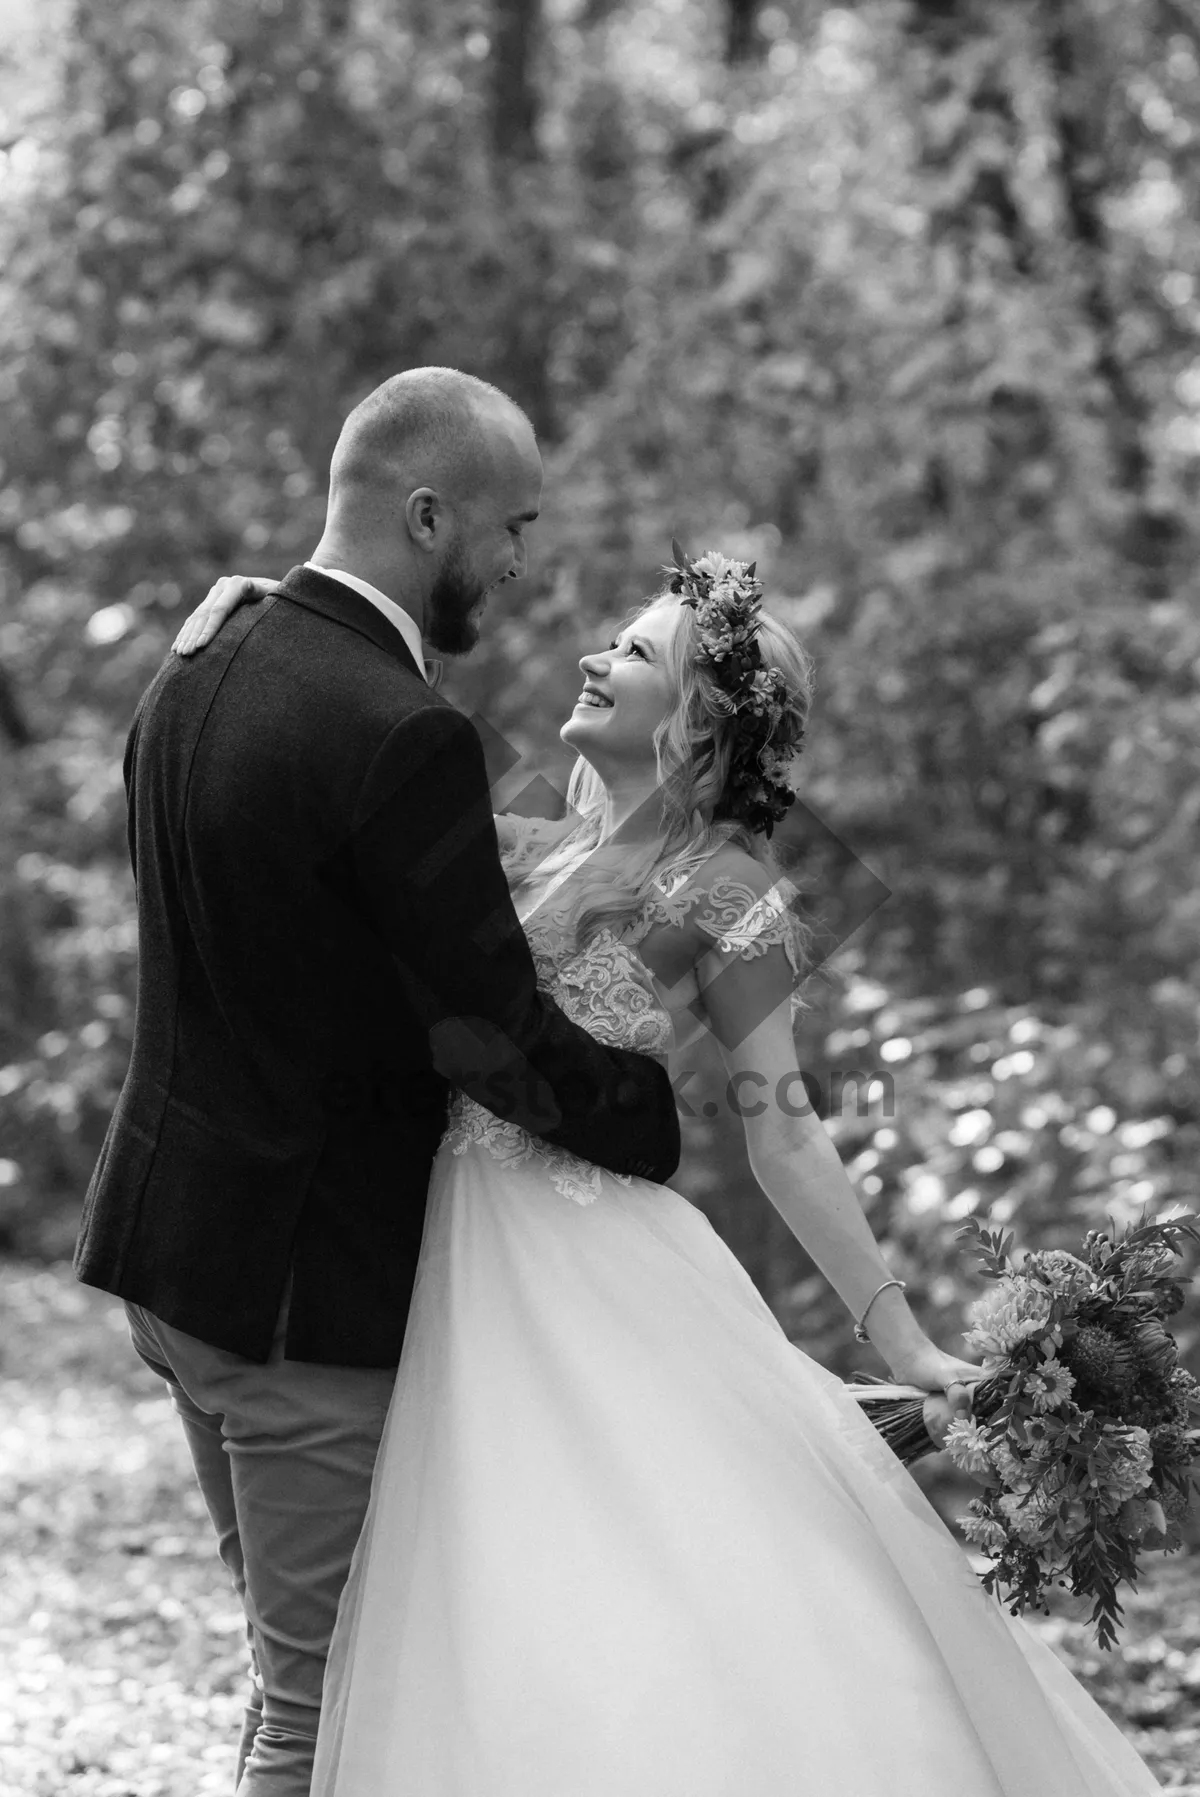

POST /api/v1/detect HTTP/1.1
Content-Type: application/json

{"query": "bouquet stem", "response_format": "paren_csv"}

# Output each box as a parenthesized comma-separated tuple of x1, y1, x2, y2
(846, 1374, 1006, 1465)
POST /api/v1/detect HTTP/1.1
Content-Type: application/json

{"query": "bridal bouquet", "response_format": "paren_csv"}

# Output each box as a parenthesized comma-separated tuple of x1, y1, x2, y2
(849, 1214, 1200, 1648)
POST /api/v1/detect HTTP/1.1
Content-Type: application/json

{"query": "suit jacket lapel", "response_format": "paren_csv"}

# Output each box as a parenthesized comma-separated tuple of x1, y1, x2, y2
(275, 566, 426, 684)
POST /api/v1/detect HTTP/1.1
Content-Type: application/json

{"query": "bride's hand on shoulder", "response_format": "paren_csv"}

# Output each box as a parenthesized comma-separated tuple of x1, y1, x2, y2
(172, 575, 279, 657)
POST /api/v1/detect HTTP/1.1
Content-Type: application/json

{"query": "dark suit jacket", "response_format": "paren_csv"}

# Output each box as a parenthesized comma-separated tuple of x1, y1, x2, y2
(75, 566, 680, 1365)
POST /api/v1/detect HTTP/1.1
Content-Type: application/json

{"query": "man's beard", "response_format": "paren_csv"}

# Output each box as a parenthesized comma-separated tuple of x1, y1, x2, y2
(426, 539, 491, 655)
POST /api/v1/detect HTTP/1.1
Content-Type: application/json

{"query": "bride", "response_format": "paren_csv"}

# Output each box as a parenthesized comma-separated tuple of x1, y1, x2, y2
(182, 550, 1159, 1794)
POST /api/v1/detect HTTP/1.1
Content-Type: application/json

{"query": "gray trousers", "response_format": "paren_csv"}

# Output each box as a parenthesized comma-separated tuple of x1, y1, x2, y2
(125, 1289, 396, 1797)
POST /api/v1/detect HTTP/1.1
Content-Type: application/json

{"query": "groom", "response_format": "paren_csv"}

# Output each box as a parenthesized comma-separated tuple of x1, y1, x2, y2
(76, 366, 682, 1796)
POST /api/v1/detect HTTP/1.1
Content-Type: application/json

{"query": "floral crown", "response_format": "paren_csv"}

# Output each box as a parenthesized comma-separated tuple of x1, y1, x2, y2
(664, 540, 804, 838)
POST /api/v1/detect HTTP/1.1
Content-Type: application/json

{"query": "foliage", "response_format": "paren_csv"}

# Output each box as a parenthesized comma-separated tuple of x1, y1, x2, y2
(1, 0, 1199, 1404)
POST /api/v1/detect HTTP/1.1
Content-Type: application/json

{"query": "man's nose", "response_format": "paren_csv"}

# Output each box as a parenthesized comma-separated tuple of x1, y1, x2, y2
(509, 537, 528, 579)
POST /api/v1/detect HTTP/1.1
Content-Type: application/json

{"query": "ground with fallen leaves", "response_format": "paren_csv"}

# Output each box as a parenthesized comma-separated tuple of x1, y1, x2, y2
(2, 1260, 1198, 1796)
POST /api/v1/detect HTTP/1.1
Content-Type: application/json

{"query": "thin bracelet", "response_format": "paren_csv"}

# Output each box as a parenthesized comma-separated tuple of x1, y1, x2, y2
(853, 1277, 907, 1344)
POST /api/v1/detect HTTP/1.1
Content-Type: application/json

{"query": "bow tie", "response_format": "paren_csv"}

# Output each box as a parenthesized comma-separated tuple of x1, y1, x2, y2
(423, 658, 444, 691)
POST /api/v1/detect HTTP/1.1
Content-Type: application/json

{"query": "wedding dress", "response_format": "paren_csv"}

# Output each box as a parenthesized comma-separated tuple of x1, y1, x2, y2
(311, 823, 1160, 1796)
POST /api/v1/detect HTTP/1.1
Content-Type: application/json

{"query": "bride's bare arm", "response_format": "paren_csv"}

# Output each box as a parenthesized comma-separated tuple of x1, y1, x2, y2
(686, 862, 980, 1402)
(173, 575, 279, 656)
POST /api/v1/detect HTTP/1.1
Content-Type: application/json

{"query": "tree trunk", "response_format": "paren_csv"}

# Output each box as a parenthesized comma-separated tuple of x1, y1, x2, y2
(491, 0, 541, 167)
(725, 0, 761, 64)
(1041, 3, 1150, 503)
(0, 665, 32, 748)
(487, 0, 555, 436)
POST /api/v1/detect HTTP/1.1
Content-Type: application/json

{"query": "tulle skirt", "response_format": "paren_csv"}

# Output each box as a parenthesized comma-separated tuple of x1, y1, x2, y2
(311, 1133, 1160, 1795)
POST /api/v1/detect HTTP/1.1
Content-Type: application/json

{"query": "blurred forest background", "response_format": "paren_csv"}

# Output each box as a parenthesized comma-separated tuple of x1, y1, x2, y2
(2, 0, 1200, 1367)
(4, 1, 1200, 1788)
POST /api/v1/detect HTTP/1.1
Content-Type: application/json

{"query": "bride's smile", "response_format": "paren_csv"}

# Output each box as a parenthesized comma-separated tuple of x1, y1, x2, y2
(559, 602, 677, 772)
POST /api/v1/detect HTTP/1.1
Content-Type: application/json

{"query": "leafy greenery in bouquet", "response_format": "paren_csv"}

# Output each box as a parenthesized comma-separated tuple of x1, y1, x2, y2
(855, 1215, 1200, 1649)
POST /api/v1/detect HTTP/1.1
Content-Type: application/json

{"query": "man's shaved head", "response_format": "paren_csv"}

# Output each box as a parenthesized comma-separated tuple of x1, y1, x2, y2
(328, 367, 531, 525)
(311, 366, 543, 656)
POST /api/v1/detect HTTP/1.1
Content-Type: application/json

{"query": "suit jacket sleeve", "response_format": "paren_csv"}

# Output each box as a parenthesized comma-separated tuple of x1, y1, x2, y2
(123, 687, 150, 879)
(348, 706, 681, 1183)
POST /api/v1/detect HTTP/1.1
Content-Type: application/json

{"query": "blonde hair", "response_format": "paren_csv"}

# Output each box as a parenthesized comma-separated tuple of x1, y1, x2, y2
(534, 587, 818, 995)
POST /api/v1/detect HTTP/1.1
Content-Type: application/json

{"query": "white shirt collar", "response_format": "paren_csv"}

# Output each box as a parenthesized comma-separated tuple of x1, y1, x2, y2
(303, 562, 431, 684)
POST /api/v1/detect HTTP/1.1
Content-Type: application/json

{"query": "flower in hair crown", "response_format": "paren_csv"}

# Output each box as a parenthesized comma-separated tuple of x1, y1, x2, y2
(665, 540, 803, 837)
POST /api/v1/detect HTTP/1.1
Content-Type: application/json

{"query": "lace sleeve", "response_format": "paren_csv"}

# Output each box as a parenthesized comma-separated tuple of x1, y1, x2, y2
(691, 875, 804, 978)
(629, 848, 808, 1043)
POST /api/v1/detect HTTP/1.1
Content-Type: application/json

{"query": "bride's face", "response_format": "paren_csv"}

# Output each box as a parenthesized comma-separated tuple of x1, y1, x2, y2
(560, 602, 678, 772)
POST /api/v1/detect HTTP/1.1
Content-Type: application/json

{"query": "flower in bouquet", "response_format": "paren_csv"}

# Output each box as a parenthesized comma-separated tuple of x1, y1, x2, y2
(1025, 1249, 1093, 1292)
(1115, 1495, 1169, 1544)
(960, 1507, 1008, 1553)
(985, 1410, 1079, 1485)
(997, 1485, 1065, 1546)
(1066, 1323, 1129, 1391)
(1085, 1426, 1154, 1508)
(1025, 1355, 1075, 1414)
(961, 1275, 1057, 1363)
(942, 1417, 992, 1477)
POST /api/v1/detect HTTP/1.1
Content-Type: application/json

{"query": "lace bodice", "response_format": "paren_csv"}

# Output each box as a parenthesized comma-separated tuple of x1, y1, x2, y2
(442, 815, 803, 1202)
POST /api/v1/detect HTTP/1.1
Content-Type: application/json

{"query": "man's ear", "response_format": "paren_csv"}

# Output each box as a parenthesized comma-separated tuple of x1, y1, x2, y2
(405, 486, 443, 552)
